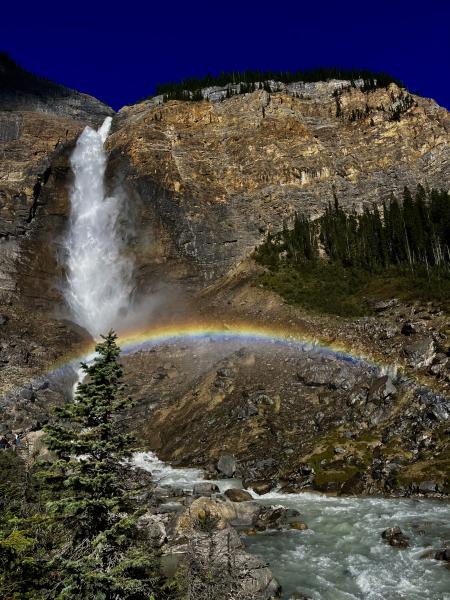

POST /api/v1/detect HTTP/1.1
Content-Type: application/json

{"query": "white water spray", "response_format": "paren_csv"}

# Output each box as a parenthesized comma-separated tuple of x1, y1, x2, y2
(64, 117, 133, 337)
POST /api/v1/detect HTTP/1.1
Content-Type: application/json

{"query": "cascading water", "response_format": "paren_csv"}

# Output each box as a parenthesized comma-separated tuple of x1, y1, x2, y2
(64, 116, 133, 337)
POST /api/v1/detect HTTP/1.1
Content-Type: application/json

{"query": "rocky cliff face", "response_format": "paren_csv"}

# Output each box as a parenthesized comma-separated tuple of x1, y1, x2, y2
(0, 57, 113, 422)
(107, 81, 450, 280)
(105, 81, 450, 496)
(0, 53, 114, 239)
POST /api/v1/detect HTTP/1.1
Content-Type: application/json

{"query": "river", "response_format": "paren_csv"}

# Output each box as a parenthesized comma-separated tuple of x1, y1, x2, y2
(133, 451, 450, 600)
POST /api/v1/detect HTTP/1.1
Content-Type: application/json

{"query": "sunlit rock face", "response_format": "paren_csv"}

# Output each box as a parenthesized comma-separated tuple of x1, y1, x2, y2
(107, 82, 450, 280)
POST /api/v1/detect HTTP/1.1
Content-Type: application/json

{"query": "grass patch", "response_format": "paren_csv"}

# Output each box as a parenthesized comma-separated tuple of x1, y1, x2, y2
(257, 262, 450, 317)
(314, 466, 361, 487)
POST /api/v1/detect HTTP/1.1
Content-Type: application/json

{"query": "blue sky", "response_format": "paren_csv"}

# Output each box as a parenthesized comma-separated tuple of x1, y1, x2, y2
(2, 0, 449, 110)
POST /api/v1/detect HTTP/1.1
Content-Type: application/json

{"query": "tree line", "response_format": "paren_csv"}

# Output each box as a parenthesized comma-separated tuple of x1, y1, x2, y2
(154, 68, 402, 102)
(256, 186, 450, 277)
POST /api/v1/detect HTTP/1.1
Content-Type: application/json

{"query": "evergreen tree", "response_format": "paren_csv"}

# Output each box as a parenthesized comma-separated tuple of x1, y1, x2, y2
(37, 332, 169, 599)
(0, 449, 51, 599)
(256, 186, 450, 276)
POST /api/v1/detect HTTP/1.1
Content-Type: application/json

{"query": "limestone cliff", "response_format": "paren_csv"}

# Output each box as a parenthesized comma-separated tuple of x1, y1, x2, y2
(107, 81, 450, 280)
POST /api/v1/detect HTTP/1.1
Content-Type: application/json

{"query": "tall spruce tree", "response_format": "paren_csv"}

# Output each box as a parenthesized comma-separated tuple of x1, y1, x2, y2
(38, 331, 169, 599)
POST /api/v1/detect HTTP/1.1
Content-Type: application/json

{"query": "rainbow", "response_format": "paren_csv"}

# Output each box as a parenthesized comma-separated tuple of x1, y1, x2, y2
(5, 319, 391, 398)
(118, 320, 367, 362)
(63, 319, 380, 370)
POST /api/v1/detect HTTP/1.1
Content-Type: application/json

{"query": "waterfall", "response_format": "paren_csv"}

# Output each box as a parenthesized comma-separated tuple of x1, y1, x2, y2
(64, 117, 133, 337)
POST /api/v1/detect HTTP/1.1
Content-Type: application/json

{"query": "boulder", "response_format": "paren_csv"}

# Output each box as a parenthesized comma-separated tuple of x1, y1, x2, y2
(417, 480, 438, 494)
(217, 453, 237, 478)
(237, 399, 259, 419)
(374, 299, 399, 312)
(135, 513, 167, 547)
(368, 375, 397, 402)
(381, 526, 410, 548)
(297, 360, 356, 390)
(224, 488, 253, 502)
(187, 526, 281, 599)
(293, 463, 316, 488)
(429, 354, 449, 376)
(404, 337, 435, 368)
(176, 497, 237, 533)
(193, 482, 220, 496)
(298, 464, 315, 477)
(254, 505, 291, 530)
(19, 386, 34, 401)
(33, 379, 49, 391)
(247, 480, 276, 495)
(231, 501, 262, 527)
(435, 548, 450, 562)
(417, 389, 450, 422)
(290, 521, 308, 530)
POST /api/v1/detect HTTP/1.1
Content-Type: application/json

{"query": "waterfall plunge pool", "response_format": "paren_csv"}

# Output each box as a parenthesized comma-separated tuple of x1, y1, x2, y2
(133, 451, 450, 600)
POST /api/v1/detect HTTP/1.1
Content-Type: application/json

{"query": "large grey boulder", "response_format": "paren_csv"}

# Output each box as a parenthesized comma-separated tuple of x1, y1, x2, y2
(136, 513, 167, 547)
(193, 482, 220, 496)
(217, 453, 237, 477)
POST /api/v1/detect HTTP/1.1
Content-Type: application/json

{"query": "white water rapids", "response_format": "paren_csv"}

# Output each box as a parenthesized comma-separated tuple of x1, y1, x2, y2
(134, 451, 450, 600)
(64, 117, 133, 337)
